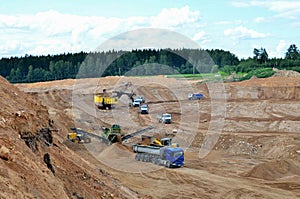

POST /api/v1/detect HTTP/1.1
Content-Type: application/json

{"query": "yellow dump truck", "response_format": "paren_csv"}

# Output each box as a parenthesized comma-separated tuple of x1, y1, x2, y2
(94, 92, 118, 110)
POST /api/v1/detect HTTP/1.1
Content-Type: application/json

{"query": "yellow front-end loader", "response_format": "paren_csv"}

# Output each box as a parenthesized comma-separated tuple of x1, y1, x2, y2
(67, 128, 91, 144)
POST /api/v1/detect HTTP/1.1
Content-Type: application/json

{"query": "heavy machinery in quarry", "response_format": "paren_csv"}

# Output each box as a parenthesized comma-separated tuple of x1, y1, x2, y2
(140, 135, 178, 148)
(94, 89, 136, 110)
(102, 124, 123, 143)
(68, 125, 154, 145)
(68, 124, 123, 144)
(67, 127, 92, 143)
(112, 90, 136, 103)
(132, 135, 184, 168)
(67, 126, 184, 168)
(133, 144, 184, 168)
(94, 89, 118, 110)
(102, 124, 156, 144)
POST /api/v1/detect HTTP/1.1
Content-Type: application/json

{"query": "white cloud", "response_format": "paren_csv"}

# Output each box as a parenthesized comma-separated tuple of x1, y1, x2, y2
(215, 21, 232, 25)
(276, 40, 287, 52)
(0, 6, 203, 57)
(269, 40, 287, 58)
(251, 40, 287, 58)
(214, 20, 242, 25)
(192, 31, 205, 41)
(224, 26, 269, 40)
(265, 1, 300, 13)
(254, 17, 266, 23)
(96, 28, 200, 52)
(0, 40, 27, 57)
(230, 1, 250, 7)
(291, 21, 300, 26)
(151, 6, 201, 28)
(231, 1, 300, 19)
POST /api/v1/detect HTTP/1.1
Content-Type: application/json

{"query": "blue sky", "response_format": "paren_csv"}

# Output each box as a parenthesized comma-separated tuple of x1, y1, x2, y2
(0, 0, 300, 59)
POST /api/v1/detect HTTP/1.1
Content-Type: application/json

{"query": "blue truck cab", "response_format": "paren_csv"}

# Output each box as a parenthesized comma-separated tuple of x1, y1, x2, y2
(165, 147, 184, 167)
(188, 93, 204, 100)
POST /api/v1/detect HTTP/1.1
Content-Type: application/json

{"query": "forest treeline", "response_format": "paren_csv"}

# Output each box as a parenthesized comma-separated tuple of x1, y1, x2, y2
(1, 44, 300, 83)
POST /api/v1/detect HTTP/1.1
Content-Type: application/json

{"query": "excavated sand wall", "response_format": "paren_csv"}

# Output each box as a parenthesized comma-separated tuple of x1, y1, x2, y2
(226, 85, 300, 100)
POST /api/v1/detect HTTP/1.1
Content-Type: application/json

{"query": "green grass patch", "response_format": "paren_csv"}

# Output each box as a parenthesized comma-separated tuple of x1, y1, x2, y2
(240, 68, 275, 81)
(166, 73, 225, 80)
(166, 73, 232, 82)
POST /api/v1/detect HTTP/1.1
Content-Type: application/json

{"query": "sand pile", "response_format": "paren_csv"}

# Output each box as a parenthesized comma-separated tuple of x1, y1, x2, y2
(245, 159, 300, 180)
(273, 69, 300, 78)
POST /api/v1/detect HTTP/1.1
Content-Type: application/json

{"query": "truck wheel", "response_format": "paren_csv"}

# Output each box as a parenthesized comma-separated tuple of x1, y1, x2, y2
(166, 161, 171, 168)
(142, 155, 146, 162)
(135, 154, 139, 161)
(139, 154, 143, 161)
(143, 155, 148, 162)
(151, 158, 156, 164)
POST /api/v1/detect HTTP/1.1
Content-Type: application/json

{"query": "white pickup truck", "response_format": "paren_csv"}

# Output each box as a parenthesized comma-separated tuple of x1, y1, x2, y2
(140, 104, 149, 114)
(132, 96, 145, 107)
(158, 113, 172, 124)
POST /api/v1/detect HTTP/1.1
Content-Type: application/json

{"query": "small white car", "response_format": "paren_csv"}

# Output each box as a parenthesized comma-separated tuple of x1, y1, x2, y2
(135, 96, 145, 103)
(140, 104, 149, 114)
(133, 99, 141, 107)
(158, 113, 172, 124)
(132, 96, 145, 107)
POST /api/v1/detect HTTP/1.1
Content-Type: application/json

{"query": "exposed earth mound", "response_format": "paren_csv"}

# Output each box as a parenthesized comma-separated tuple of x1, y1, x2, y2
(273, 68, 300, 78)
(0, 76, 137, 198)
(245, 159, 300, 181)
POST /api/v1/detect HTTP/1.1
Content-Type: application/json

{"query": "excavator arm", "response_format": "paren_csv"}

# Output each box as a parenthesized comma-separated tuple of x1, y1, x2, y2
(152, 139, 163, 146)
(112, 90, 136, 102)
